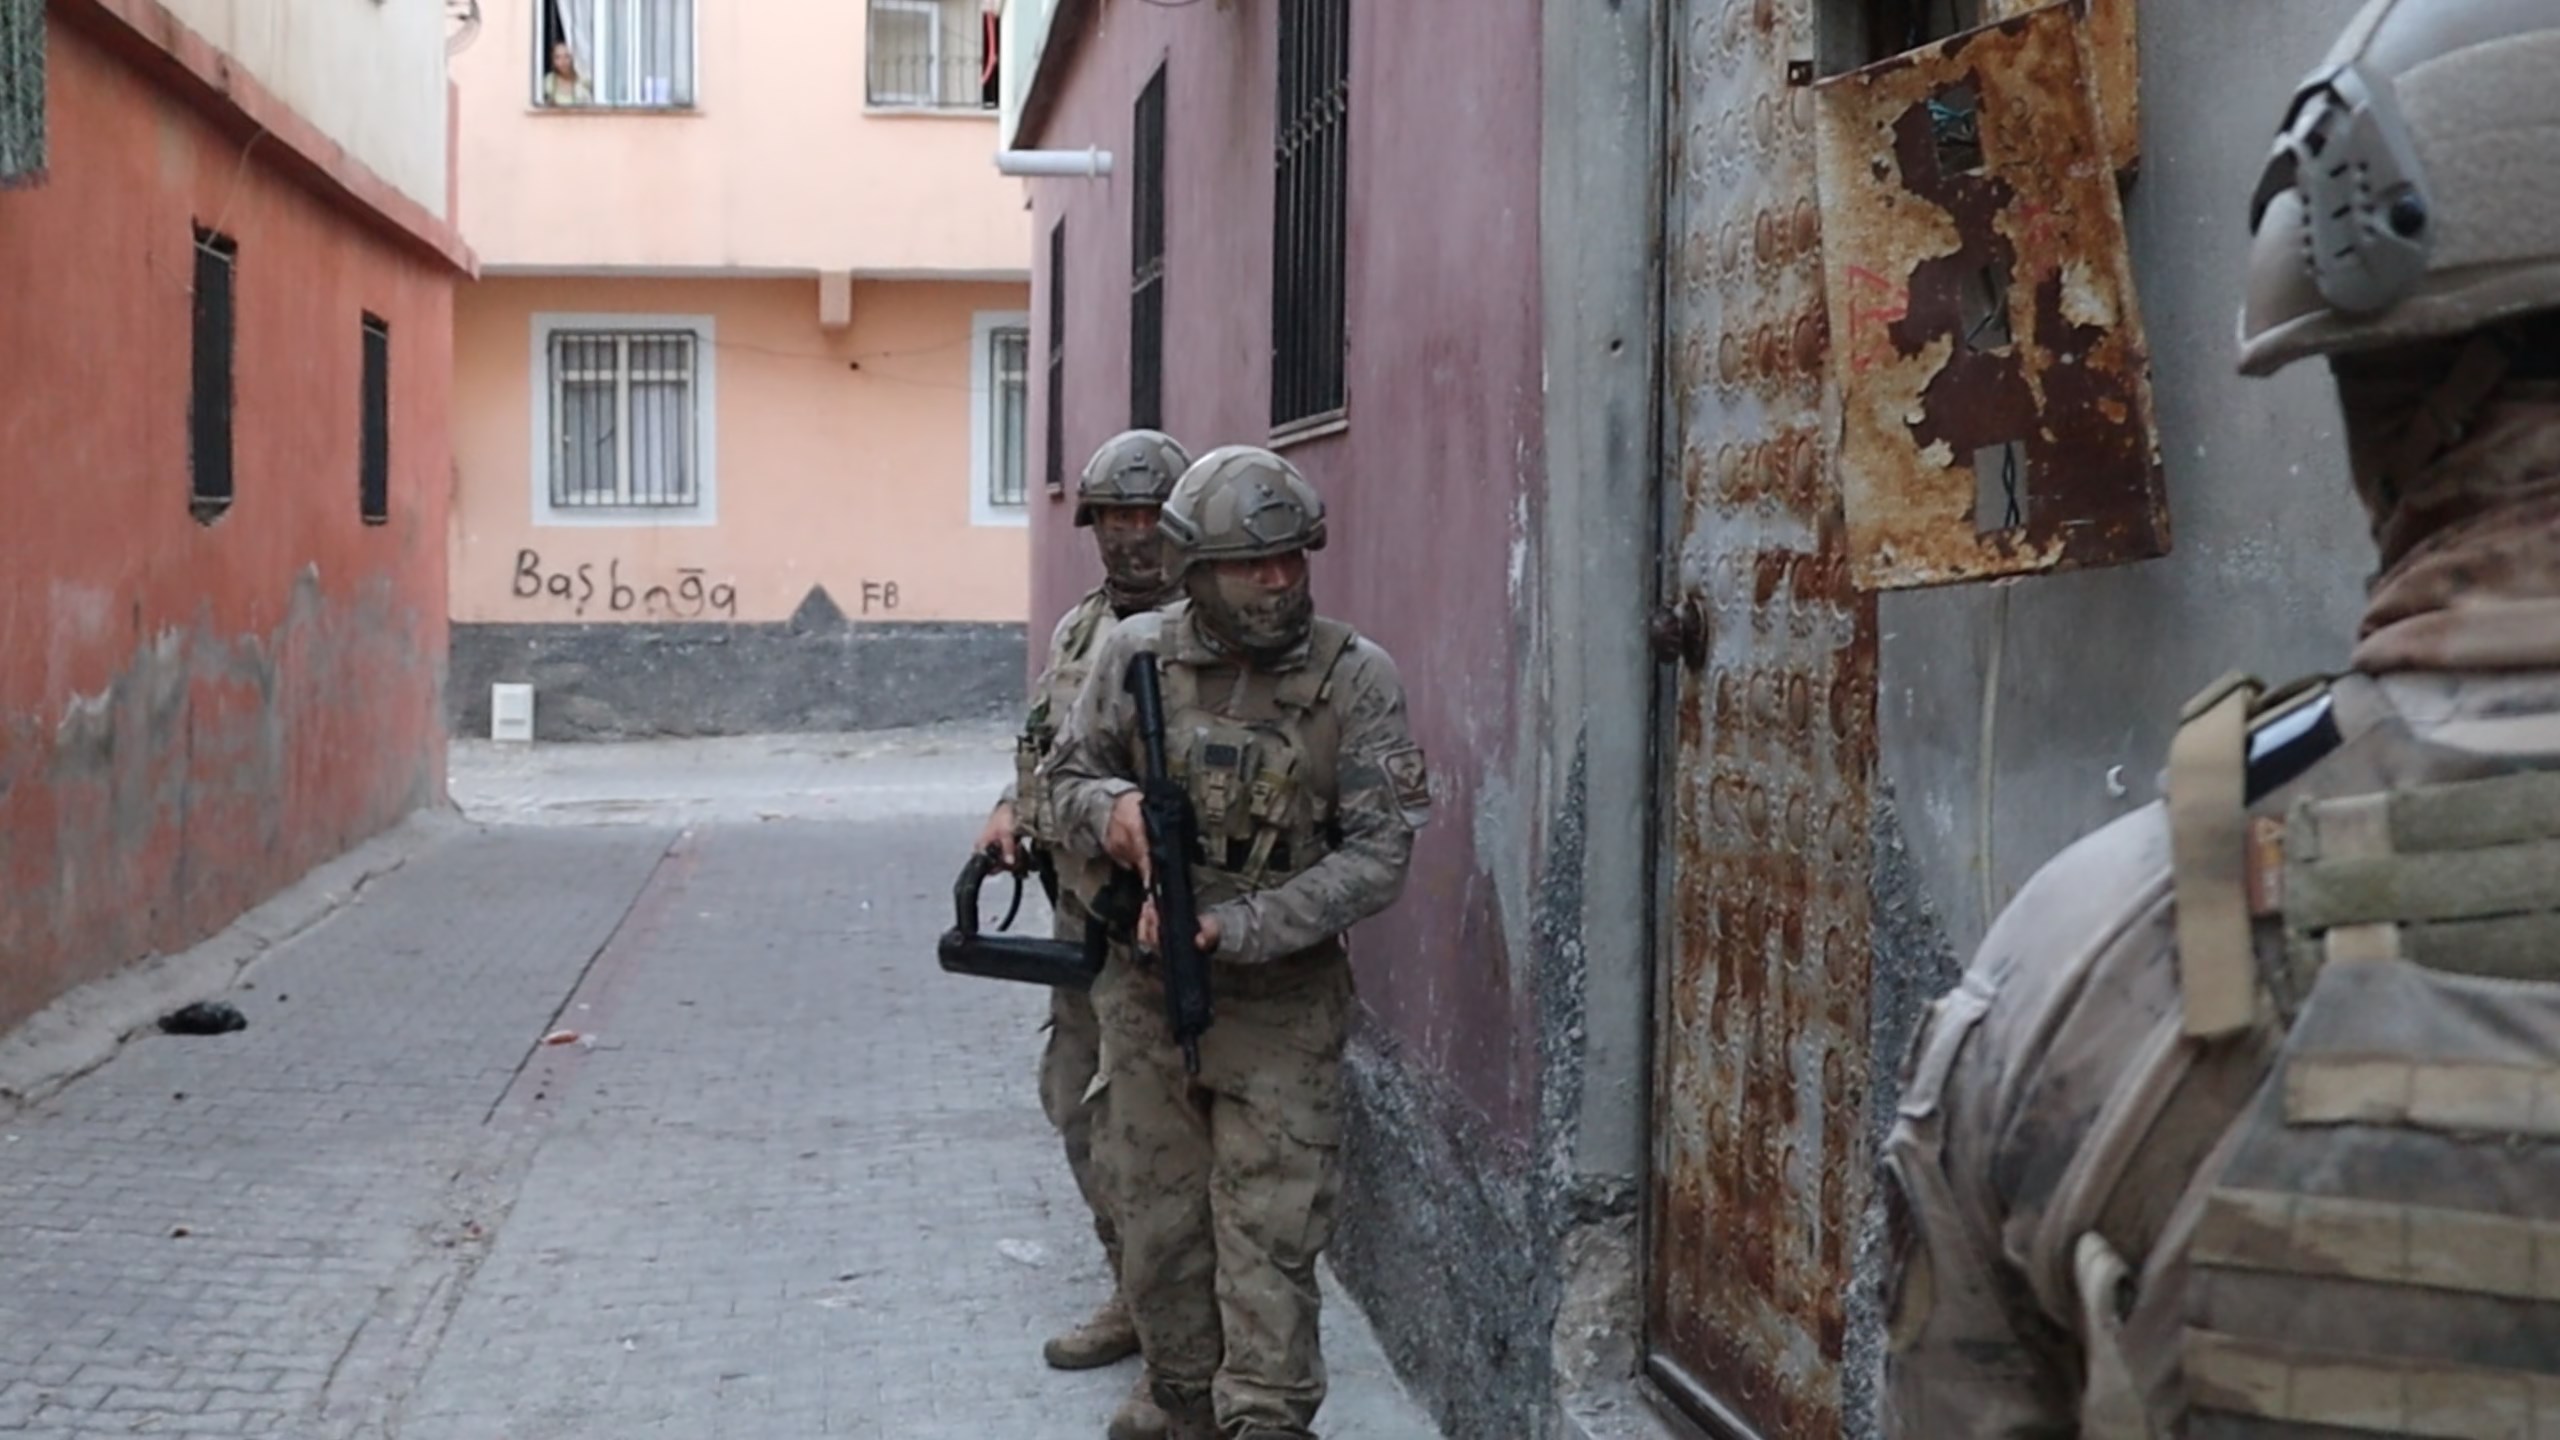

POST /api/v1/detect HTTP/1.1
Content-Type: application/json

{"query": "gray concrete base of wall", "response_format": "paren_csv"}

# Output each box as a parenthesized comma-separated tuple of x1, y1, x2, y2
(448, 603, 1025, 741)
(1333, 1031, 1554, 1439)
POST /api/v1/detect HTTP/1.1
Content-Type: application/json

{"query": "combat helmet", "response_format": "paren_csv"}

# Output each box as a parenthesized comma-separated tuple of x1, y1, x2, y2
(1156, 445, 1328, 576)
(1076, 430, 1191, 527)
(2238, 0, 2560, 376)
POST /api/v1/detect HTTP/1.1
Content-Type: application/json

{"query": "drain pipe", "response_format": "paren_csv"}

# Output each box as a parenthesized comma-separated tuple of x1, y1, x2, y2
(995, 147, 1114, 178)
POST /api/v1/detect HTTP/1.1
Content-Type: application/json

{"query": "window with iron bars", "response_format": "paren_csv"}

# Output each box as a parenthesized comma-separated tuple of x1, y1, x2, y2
(1130, 64, 1167, 432)
(537, 0, 695, 110)
(548, 330, 701, 510)
(0, 0, 46, 188)
(360, 315, 391, 526)
(867, 0, 995, 110)
(989, 324, 1030, 509)
(1045, 219, 1067, 495)
(1271, 0, 1349, 434)
(189, 227, 237, 523)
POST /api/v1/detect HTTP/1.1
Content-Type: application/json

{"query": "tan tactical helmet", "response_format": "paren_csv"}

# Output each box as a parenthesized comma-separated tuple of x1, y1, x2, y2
(1157, 445, 1329, 574)
(1075, 429, 1191, 527)
(2237, 0, 2560, 376)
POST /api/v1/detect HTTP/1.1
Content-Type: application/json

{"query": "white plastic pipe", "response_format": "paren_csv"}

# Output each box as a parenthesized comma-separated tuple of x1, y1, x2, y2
(995, 147, 1115, 178)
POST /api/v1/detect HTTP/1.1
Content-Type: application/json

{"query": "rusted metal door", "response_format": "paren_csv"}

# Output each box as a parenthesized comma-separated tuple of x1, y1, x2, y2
(1646, 0, 1878, 1433)
(1647, 4, 2162, 1433)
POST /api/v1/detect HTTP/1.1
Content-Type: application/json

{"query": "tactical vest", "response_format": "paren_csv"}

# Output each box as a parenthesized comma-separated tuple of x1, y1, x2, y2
(1146, 618, 1358, 920)
(2052, 672, 2560, 1439)
(1016, 591, 1118, 851)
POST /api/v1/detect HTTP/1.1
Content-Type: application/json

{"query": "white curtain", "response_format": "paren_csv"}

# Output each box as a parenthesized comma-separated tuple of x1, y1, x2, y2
(559, 0, 691, 107)
(638, 0, 695, 108)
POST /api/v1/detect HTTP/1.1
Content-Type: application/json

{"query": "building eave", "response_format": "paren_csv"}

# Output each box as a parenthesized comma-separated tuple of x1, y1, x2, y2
(1009, 0, 1098, 153)
(53, 0, 479, 279)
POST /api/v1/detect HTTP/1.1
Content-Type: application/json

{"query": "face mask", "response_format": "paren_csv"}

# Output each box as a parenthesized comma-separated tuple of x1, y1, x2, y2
(1096, 516, 1173, 612)
(1189, 564, 1313, 662)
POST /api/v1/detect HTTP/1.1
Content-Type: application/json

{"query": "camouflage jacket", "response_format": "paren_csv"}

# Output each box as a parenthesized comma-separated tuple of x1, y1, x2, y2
(1042, 600, 1430, 967)
(1881, 669, 2560, 1437)
(1002, 586, 1123, 842)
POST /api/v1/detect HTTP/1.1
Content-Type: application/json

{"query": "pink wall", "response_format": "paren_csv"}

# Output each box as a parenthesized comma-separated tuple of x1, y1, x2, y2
(452, 0, 1029, 275)
(1022, 1, 1545, 1137)
(452, 275, 1033, 626)
(0, 19, 457, 1027)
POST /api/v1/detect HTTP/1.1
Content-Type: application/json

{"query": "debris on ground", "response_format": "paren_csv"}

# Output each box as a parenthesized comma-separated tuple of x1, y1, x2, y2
(157, 1002, 247, 1036)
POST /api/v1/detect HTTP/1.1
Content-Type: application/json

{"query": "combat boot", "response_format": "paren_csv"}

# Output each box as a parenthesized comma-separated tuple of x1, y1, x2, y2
(1155, 1391, 1218, 1440)
(1045, 1291, 1141, 1370)
(1104, 1370, 1170, 1440)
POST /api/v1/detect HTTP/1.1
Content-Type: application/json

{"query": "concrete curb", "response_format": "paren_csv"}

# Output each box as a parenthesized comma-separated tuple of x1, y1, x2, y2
(0, 809, 471, 1115)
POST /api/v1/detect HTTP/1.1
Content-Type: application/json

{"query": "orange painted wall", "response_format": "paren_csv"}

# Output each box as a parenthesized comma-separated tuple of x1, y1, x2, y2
(0, 20, 457, 1026)
(451, 275, 1031, 626)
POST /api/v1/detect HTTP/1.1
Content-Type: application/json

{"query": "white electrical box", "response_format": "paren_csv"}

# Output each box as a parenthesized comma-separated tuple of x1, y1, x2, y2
(490, 683, 535, 743)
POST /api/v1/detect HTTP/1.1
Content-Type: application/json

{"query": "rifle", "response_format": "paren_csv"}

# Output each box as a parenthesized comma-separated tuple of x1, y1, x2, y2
(936, 848, 1105, 991)
(1124, 652, 1213, 1073)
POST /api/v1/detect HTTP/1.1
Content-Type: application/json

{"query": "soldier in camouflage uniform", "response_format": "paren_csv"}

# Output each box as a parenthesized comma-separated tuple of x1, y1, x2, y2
(1882, 2, 2560, 1434)
(976, 430, 1191, 1438)
(1044, 447, 1432, 1440)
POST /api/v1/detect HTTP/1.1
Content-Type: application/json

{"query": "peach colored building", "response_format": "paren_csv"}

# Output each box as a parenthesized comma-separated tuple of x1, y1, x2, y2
(447, 0, 1032, 738)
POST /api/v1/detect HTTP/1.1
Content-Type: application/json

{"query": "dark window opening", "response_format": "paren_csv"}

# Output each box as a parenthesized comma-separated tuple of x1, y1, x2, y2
(982, 11, 1001, 109)
(189, 227, 237, 524)
(1271, 0, 1349, 433)
(1130, 64, 1167, 432)
(360, 315, 391, 525)
(1045, 218, 1067, 495)
(1820, 0, 1982, 74)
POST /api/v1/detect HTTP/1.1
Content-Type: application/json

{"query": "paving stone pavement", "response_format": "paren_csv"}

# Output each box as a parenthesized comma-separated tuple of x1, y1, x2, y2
(0, 740, 1440, 1439)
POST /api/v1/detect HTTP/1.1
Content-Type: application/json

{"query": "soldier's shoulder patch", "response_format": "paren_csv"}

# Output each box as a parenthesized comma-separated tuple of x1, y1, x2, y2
(1381, 744, 1431, 815)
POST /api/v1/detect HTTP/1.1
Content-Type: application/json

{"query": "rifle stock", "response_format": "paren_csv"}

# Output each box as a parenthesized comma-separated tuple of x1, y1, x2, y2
(936, 848, 1102, 991)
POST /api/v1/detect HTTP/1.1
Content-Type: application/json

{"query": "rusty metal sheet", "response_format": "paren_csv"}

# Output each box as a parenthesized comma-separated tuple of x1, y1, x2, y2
(1813, 2, 2168, 591)
(1648, 2, 1876, 1435)
(1987, 0, 2139, 175)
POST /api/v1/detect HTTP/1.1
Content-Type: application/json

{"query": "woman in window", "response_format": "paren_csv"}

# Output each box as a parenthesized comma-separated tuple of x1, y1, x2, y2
(542, 43, 592, 107)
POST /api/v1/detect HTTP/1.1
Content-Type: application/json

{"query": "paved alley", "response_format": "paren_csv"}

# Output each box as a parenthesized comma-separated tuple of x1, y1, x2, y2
(0, 728, 1438, 1439)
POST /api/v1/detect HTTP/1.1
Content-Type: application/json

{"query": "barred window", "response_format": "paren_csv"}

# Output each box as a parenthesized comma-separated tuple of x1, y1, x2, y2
(0, 0, 45, 188)
(189, 228, 237, 523)
(989, 325, 1030, 508)
(360, 315, 391, 525)
(868, 0, 995, 110)
(1045, 219, 1067, 495)
(537, 0, 695, 109)
(1271, 0, 1349, 434)
(1130, 64, 1167, 432)
(547, 330, 700, 509)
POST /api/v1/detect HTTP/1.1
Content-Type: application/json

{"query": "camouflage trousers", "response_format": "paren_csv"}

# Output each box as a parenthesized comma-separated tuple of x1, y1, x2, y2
(1093, 945, 1353, 1440)
(1039, 908, 1118, 1266)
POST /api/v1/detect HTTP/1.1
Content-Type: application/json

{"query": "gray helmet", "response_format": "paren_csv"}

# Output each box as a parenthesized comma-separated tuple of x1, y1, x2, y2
(1075, 430, 1191, 527)
(2237, 0, 2560, 376)
(1157, 446, 1329, 573)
